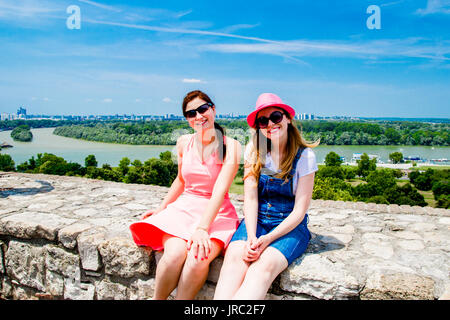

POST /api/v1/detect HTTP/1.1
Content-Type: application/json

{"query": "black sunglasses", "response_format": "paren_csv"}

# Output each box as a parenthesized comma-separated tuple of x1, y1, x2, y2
(256, 110, 285, 128)
(184, 103, 213, 119)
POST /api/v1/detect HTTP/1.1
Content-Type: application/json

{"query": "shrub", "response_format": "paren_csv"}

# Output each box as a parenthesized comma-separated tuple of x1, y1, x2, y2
(0, 154, 15, 171)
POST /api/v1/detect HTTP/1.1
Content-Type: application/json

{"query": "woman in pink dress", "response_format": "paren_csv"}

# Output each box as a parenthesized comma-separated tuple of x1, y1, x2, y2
(129, 90, 241, 300)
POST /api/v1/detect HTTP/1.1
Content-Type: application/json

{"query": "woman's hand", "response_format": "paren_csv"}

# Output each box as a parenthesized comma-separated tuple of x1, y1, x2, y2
(243, 234, 273, 262)
(243, 235, 259, 262)
(140, 206, 164, 220)
(187, 228, 212, 261)
(254, 234, 273, 253)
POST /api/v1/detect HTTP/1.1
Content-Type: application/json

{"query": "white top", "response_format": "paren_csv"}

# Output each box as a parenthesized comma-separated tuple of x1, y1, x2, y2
(244, 142, 318, 193)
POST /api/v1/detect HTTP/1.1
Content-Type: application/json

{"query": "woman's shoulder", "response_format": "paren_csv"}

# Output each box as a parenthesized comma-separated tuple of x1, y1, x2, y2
(223, 136, 242, 159)
(176, 134, 193, 154)
(300, 146, 316, 158)
(224, 135, 241, 147)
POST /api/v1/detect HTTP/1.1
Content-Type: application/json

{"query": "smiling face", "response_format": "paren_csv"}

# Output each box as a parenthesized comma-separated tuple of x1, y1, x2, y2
(256, 106, 291, 141)
(185, 96, 216, 133)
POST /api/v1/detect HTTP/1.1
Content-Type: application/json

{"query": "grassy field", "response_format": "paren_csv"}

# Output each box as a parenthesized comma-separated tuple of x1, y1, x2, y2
(229, 176, 244, 195)
(229, 175, 439, 207)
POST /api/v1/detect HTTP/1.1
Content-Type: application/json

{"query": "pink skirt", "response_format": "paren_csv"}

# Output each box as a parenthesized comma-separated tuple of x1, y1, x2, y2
(129, 192, 239, 252)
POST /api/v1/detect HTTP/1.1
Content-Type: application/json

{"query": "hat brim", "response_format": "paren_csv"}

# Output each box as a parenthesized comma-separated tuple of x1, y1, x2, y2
(246, 103, 296, 128)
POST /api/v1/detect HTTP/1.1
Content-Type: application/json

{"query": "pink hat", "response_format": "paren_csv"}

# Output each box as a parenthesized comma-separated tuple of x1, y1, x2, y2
(247, 93, 296, 128)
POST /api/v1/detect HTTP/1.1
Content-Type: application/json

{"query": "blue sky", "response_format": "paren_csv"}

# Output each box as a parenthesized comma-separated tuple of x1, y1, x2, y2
(0, 0, 449, 117)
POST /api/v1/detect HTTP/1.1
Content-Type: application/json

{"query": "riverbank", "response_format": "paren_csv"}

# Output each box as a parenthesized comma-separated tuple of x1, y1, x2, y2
(1, 128, 449, 168)
(338, 162, 450, 170)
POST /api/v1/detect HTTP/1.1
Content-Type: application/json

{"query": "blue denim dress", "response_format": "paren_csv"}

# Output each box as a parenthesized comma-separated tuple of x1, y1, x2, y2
(230, 147, 311, 265)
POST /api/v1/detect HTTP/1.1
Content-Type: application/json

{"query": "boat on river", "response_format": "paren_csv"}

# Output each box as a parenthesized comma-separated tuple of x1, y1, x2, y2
(1, 142, 13, 148)
(351, 153, 379, 163)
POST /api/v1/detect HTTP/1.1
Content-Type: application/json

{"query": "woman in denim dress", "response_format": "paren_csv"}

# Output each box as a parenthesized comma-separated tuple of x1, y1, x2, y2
(214, 93, 319, 300)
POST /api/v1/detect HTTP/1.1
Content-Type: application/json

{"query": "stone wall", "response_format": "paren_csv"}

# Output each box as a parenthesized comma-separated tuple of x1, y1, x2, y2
(1, 171, 449, 300)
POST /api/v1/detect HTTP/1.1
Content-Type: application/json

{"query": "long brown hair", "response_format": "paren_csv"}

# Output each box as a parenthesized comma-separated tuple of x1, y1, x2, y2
(245, 110, 319, 182)
(182, 90, 226, 162)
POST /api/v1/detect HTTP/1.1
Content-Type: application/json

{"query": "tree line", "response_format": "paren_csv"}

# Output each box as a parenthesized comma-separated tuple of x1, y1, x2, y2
(1, 149, 447, 208)
(312, 152, 449, 208)
(0, 151, 178, 187)
(48, 119, 450, 146)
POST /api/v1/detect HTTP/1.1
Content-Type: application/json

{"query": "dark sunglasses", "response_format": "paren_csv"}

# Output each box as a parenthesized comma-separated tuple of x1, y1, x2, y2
(256, 110, 285, 128)
(184, 102, 213, 119)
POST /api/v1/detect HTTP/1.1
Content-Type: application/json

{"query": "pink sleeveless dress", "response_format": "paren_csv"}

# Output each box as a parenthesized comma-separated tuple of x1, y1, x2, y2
(129, 134, 239, 252)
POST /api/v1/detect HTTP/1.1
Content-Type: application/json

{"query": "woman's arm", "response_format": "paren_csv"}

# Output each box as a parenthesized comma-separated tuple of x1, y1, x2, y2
(188, 138, 241, 259)
(255, 171, 315, 252)
(141, 135, 187, 219)
(241, 161, 260, 262)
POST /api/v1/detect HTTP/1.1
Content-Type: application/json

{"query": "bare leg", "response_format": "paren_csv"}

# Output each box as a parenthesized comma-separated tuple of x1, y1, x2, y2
(175, 240, 223, 300)
(153, 235, 188, 300)
(232, 246, 288, 300)
(214, 241, 250, 300)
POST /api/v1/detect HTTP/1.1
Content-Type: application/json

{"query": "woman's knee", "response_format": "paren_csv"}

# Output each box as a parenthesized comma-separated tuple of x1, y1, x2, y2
(160, 241, 188, 267)
(248, 251, 287, 281)
(223, 241, 246, 263)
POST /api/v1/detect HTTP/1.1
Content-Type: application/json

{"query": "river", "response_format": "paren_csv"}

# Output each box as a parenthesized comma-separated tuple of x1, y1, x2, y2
(1, 128, 449, 167)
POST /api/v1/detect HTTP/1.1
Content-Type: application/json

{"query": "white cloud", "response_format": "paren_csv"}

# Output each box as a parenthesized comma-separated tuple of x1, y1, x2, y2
(182, 78, 203, 83)
(175, 9, 192, 18)
(416, 0, 450, 15)
(197, 38, 450, 62)
(162, 97, 172, 103)
(135, 98, 141, 102)
(102, 98, 113, 103)
(0, 0, 60, 18)
(78, 0, 122, 13)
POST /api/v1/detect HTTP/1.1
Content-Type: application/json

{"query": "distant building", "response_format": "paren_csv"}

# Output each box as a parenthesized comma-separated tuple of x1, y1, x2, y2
(17, 107, 27, 118)
(296, 113, 315, 120)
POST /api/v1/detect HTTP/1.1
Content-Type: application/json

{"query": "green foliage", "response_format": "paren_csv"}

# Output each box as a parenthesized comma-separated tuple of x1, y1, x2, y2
(317, 166, 345, 180)
(53, 121, 192, 146)
(41, 118, 450, 146)
(389, 152, 403, 164)
(85, 155, 98, 168)
(324, 151, 342, 167)
(0, 154, 15, 171)
(432, 180, 449, 199)
(436, 195, 450, 209)
(10, 125, 33, 142)
(312, 176, 354, 201)
(432, 179, 449, 208)
(384, 183, 427, 207)
(356, 153, 377, 178)
(367, 195, 389, 204)
(409, 168, 450, 208)
(14, 151, 178, 187)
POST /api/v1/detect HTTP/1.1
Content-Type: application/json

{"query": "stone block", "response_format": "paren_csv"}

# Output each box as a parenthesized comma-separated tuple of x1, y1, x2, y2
(98, 237, 151, 278)
(44, 244, 80, 279)
(45, 271, 64, 297)
(96, 278, 128, 300)
(207, 256, 223, 284)
(6, 240, 46, 291)
(0, 212, 77, 241)
(279, 254, 360, 300)
(129, 278, 155, 300)
(58, 222, 94, 249)
(361, 271, 435, 300)
(64, 278, 95, 300)
(0, 240, 6, 274)
(77, 227, 107, 271)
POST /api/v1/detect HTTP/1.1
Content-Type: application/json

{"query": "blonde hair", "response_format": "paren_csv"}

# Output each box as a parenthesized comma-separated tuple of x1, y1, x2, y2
(244, 113, 319, 182)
